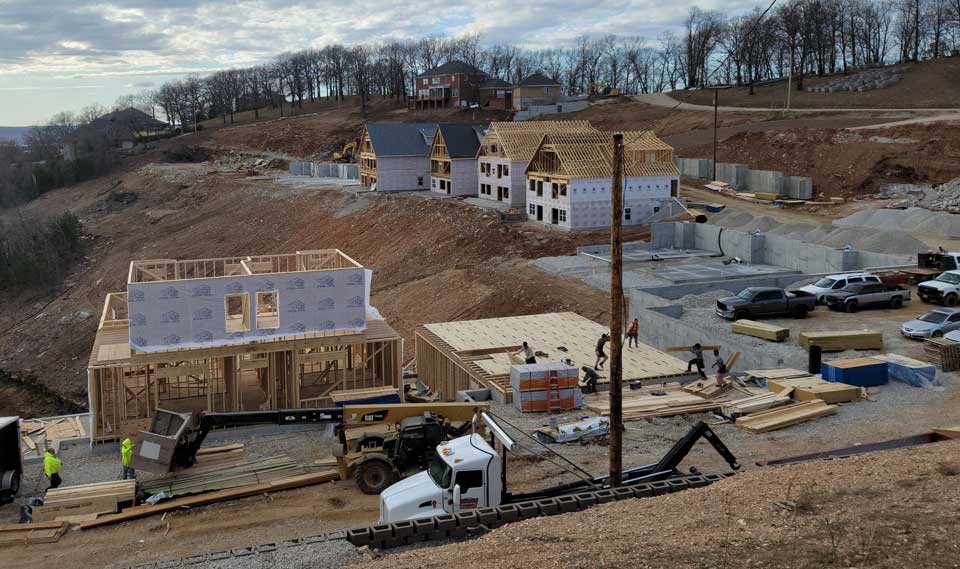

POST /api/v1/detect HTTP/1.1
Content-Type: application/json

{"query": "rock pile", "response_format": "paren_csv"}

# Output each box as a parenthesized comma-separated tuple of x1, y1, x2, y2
(807, 65, 902, 93)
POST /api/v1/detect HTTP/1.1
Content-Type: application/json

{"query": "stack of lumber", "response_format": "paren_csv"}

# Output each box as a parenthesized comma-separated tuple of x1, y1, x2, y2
(586, 388, 719, 421)
(683, 379, 731, 398)
(732, 320, 789, 342)
(329, 386, 400, 406)
(821, 357, 888, 387)
(192, 443, 245, 468)
(82, 470, 340, 529)
(768, 376, 860, 404)
(20, 416, 86, 459)
(800, 330, 883, 351)
(33, 480, 136, 523)
(923, 337, 960, 371)
(0, 521, 67, 547)
(744, 369, 810, 382)
(736, 400, 838, 433)
(721, 390, 793, 417)
(142, 455, 305, 498)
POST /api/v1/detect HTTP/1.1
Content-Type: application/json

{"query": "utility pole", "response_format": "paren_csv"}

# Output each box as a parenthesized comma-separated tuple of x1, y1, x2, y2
(712, 87, 719, 182)
(608, 132, 624, 487)
(786, 48, 794, 111)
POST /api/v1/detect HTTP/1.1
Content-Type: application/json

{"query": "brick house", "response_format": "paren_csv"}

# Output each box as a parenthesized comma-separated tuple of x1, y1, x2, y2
(412, 61, 487, 109)
(512, 72, 562, 111)
(478, 77, 513, 110)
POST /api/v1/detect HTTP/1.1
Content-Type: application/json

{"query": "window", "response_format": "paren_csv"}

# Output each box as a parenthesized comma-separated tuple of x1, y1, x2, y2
(432, 77, 439, 85)
(544, 86, 551, 93)
(536, 180, 543, 196)
(491, 144, 497, 154)
(432, 178, 437, 189)
(559, 183, 567, 196)
(452, 88, 459, 97)
(848, 277, 864, 284)
(551, 183, 559, 199)
(256, 292, 279, 329)
(950, 314, 960, 323)
(502, 187, 509, 199)
(496, 164, 503, 178)
(503, 164, 509, 176)
(653, 206, 660, 213)
(624, 207, 632, 221)
(528, 204, 536, 215)
(417, 176, 423, 186)
(454, 470, 484, 491)
(559, 209, 567, 222)
(529, 179, 536, 192)
(225, 293, 250, 332)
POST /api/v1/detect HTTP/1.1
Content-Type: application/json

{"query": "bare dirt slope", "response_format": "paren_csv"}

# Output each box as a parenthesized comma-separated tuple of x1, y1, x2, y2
(358, 439, 960, 569)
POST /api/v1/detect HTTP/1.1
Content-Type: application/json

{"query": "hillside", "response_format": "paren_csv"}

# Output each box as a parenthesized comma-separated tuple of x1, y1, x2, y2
(0, 125, 31, 142)
(673, 57, 960, 109)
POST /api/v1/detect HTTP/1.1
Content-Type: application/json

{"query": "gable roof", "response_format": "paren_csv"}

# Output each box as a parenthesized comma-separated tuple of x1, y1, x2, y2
(479, 121, 598, 161)
(526, 131, 678, 179)
(516, 72, 560, 87)
(418, 60, 486, 78)
(364, 123, 439, 157)
(479, 77, 512, 89)
(435, 123, 487, 159)
(70, 108, 168, 141)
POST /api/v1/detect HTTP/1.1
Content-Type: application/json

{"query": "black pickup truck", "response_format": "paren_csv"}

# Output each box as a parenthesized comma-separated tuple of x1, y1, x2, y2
(716, 287, 818, 320)
(824, 282, 911, 312)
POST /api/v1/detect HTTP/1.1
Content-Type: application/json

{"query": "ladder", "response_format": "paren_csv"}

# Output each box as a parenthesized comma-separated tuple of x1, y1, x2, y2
(545, 370, 562, 413)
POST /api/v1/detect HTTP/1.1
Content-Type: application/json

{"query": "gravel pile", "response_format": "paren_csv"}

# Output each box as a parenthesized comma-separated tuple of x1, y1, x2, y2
(173, 538, 363, 569)
(836, 205, 960, 237)
(872, 178, 960, 212)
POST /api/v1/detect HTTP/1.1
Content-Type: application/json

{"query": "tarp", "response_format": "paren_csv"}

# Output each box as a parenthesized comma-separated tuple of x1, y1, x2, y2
(871, 353, 942, 390)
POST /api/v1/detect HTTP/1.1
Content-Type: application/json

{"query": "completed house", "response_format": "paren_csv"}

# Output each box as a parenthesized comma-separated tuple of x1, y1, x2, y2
(412, 61, 488, 110)
(512, 73, 562, 111)
(63, 108, 168, 160)
(358, 123, 439, 191)
(524, 131, 679, 231)
(476, 121, 597, 208)
(478, 78, 513, 110)
(429, 123, 487, 196)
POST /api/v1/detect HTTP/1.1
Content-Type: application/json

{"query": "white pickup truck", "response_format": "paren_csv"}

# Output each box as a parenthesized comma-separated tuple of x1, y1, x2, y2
(918, 270, 960, 306)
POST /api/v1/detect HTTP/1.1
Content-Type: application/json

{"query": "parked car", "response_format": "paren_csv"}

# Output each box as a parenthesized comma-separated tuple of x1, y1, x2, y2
(900, 308, 960, 339)
(917, 270, 960, 306)
(824, 283, 911, 312)
(716, 287, 818, 320)
(799, 273, 882, 303)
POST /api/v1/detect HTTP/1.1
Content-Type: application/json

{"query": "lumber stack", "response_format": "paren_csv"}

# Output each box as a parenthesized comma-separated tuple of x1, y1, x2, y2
(20, 415, 87, 459)
(744, 368, 810, 382)
(736, 400, 838, 433)
(683, 379, 731, 398)
(192, 444, 245, 468)
(732, 320, 789, 342)
(33, 480, 136, 523)
(142, 455, 305, 498)
(0, 521, 67, 547)
(821, 357, 888, 387)
(82, 470, 340, 529)
(923, 338, 960, 371)
(721, 391, 793, 417)
(800, 330, 883, 351)
(587, 389, 719, 421)
(329, 386, 400, 406)
(768, 376, 860, 404)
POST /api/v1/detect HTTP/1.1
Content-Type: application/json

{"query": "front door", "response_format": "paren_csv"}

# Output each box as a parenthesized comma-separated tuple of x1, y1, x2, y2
(536, 205, 543, 221)
(551, 208, 559, 225)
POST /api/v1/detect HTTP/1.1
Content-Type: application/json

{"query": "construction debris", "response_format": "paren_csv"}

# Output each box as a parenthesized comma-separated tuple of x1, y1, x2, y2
(33, 480, 136, 523)
(0, 521, 67, 547)
(731, 319, 789, 342)
(799, 330, 883, 351)
(535, 416, 610, 444)
(19, 415, 86, 459)
(735, 400, 838, 433)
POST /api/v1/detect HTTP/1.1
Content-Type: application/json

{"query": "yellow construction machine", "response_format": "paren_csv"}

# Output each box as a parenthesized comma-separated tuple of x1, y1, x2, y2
(587, 82, 620, 99)
(333, 141, 357, 163)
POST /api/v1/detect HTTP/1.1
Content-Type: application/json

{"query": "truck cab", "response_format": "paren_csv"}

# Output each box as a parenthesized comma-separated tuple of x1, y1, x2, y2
(379, 433, 501, 524)
(918, 270, 960, 306)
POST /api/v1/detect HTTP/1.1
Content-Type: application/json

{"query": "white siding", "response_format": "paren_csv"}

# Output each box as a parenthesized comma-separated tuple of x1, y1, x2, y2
(525, 175, 678, 231)
(431, 159, 478, 196)
(374, 156, 429, 192)
(477, 158, 526, 207)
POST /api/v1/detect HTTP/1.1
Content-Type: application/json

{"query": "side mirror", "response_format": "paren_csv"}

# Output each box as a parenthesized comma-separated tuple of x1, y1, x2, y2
(453, 484, 461, 510)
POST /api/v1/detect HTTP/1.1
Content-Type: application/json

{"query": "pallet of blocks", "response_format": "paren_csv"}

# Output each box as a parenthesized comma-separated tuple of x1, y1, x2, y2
(736, 400, 838, 433)
(721, 390, 793, 418)
(768, 375, 860, 404)
(732, 320, 789, 342)
(586, 386, 720, 421)
(821, 357, 888, 387)
(923, 337, 960, 371)
(0, 521, 67, 547)
(32, 480, 136, 523)
(800, 330, 883, 351)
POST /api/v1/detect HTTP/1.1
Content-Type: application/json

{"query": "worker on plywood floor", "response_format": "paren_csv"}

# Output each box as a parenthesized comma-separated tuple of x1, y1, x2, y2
(581, 366, 599, 393)
(514, 341, 536, 364)
(712, 349, 728, 387)
(626, 318, 639, 348)
(595, 334, 610, 370)
(687, 343, 707, 379)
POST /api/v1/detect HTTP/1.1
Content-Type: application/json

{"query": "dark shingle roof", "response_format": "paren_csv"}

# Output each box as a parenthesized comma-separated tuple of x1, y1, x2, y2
(365, 123, 439, 157)
(479, 77, 512, 89)
(418, 60, 485, 78)
(436, 123, 487, 159)
(70, 107, 168, 141)
(516, 72, 560, 87)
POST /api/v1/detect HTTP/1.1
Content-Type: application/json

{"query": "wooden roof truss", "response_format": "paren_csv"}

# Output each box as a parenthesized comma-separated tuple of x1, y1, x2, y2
(526, 130, 679, 179)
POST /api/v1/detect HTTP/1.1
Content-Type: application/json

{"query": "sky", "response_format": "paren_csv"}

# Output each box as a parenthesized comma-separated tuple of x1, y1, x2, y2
(0, 0, 749, 126)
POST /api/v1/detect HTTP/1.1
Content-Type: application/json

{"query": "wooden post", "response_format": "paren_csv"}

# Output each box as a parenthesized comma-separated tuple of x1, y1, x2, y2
(712, 88, 719, 182)
(609, 133, 624, 487)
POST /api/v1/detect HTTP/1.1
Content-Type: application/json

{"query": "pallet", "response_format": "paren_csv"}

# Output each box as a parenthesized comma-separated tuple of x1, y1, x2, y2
(35, 479, 136, 522)
(735, 400, 837, 433)
(800, 330, 882, 351)
(768, 376, 860, 404)
(81, 470, 340, 529)
(923, 338, 960, 371)
(732, 320, 789, 342)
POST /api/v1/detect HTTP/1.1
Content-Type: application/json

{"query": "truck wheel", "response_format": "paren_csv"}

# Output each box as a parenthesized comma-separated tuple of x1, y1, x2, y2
(355, 458, 396, 495)
(733, 310, 747, 321)
(932, 330, 944, 338)
(845, 302, 858, 313)
(945, 295, 958, 307)
(890, 297, 903, 309)
(793, 306, 808, 319)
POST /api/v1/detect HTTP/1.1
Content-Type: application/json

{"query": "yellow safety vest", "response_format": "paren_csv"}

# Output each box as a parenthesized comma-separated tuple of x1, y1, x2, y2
(44, 452, 62, 477)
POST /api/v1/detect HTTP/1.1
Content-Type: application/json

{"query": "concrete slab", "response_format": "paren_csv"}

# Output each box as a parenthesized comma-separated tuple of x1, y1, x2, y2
(646, 262, 798, 284)
(465, 197, 512, 212)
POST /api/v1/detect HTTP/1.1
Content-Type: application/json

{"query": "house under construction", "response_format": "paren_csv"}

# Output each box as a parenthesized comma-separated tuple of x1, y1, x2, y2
(86, 250, 403, 442)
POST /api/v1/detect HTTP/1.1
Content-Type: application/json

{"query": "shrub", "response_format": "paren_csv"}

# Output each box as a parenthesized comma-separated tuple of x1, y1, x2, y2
(0, 212, 84, 292)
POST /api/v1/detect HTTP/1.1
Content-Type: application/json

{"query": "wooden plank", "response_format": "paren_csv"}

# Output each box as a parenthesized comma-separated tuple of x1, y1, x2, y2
(768, 377, 860, 404)
(665, 345, 720, 353)
(744, 368, 811, 381)
(736, 400, 837, 433)
(0, 521, 66, 533)
(800, 330, 883, 351)
(32, 497, 118, 522)
(81, 470, 340, 529)
(932, 425, 960, 439)
(732, 320, 789, 342)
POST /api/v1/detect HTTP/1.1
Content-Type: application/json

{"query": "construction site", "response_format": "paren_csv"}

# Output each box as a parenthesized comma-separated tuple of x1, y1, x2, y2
(2, 63, 960, 569)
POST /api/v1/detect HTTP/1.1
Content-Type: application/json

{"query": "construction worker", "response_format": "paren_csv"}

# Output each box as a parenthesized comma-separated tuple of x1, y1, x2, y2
(121, 438, 135, 480)
(594, 333, 610, 370)
(626, 318, 639, 348)
(514, 341, 536, 364)
(687, 343, 707, 379)
(712, 349, 728, 387)
(581, 366, 599, 394)
(43, 447, 62, 490)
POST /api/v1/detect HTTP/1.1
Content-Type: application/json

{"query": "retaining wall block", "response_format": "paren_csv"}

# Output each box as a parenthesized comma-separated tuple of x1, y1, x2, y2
(495, 504, 519, 523)
(632, 484, 654, 498)
(370, 524, 393, 542)
(392, 520, 416, 538)
(455, 511, 480, 528)
(434, 514, 457, 531)
(537, 497, 560, 515)
(594, 489, 617, 504)
(575, 492, 599, 508)
(412, 517, 438, 540)
(612, 487, 637, 501)
(556, 495, 580, 513)
(515, 501, 541, 520)
(666, 478, 690, 493)
(684, 476, 709, 488)
(703, 473, 725, 483)
(649, 480, 672, 496)
(475, 507, 500, 526)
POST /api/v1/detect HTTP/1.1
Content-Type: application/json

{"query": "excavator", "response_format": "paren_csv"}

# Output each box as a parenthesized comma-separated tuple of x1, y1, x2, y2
(332, 141, 357, 163)
(132, 402, 489, 495)
(587, 82, 620, 100)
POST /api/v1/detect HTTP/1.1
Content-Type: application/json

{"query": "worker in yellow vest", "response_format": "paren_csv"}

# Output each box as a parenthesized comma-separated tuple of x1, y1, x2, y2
(121, 438, 135, 480)
(43, 448, 62, 489)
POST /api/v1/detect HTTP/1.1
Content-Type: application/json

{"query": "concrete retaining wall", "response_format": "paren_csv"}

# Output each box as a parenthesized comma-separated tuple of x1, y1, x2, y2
(288, 161, 360, 180)
(515, 100, 590, 120)
(715, 163, 748, 188)
(785, 176, 813, 200)
(746, 170, 784, 195)
(677, 157, 812, 198)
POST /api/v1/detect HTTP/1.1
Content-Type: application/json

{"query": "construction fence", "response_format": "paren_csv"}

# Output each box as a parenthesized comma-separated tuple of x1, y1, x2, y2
(289, 161, 360, 180)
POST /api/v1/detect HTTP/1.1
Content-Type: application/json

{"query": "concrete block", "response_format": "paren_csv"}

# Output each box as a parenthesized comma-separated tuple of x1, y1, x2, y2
(666, 478, 689, 493)
(537, 498, 560, 515)
(575, 492, 598, 508)
(613, 487, 638, 501)
(495, 504, 519, 523)
(412, 517, 438, 539)
(703, 474, 725, 484)
(455, 511, 479, 527)
(302, 535, 327, 544)
(475, 507, 500, 526)
(515, 501, 541, 520)
(392, 520, 416, 538)
(370, 524, 393, 543)
(684, 475, 709, 488)
(785, 176, 813, 200)
(747, 169, 784, 195)
(594, 489, 617, 504)
(556, 494, 579, 512)
(632, 484, 654, 498)
(649, 480, 671, 495)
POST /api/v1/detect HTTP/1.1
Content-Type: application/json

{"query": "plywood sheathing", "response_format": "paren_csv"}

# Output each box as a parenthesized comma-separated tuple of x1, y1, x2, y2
(417, 312, 690, 400)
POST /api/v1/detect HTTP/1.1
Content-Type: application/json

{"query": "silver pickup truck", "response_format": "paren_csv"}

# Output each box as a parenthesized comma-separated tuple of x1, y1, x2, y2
(824, 282, 911, 312)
